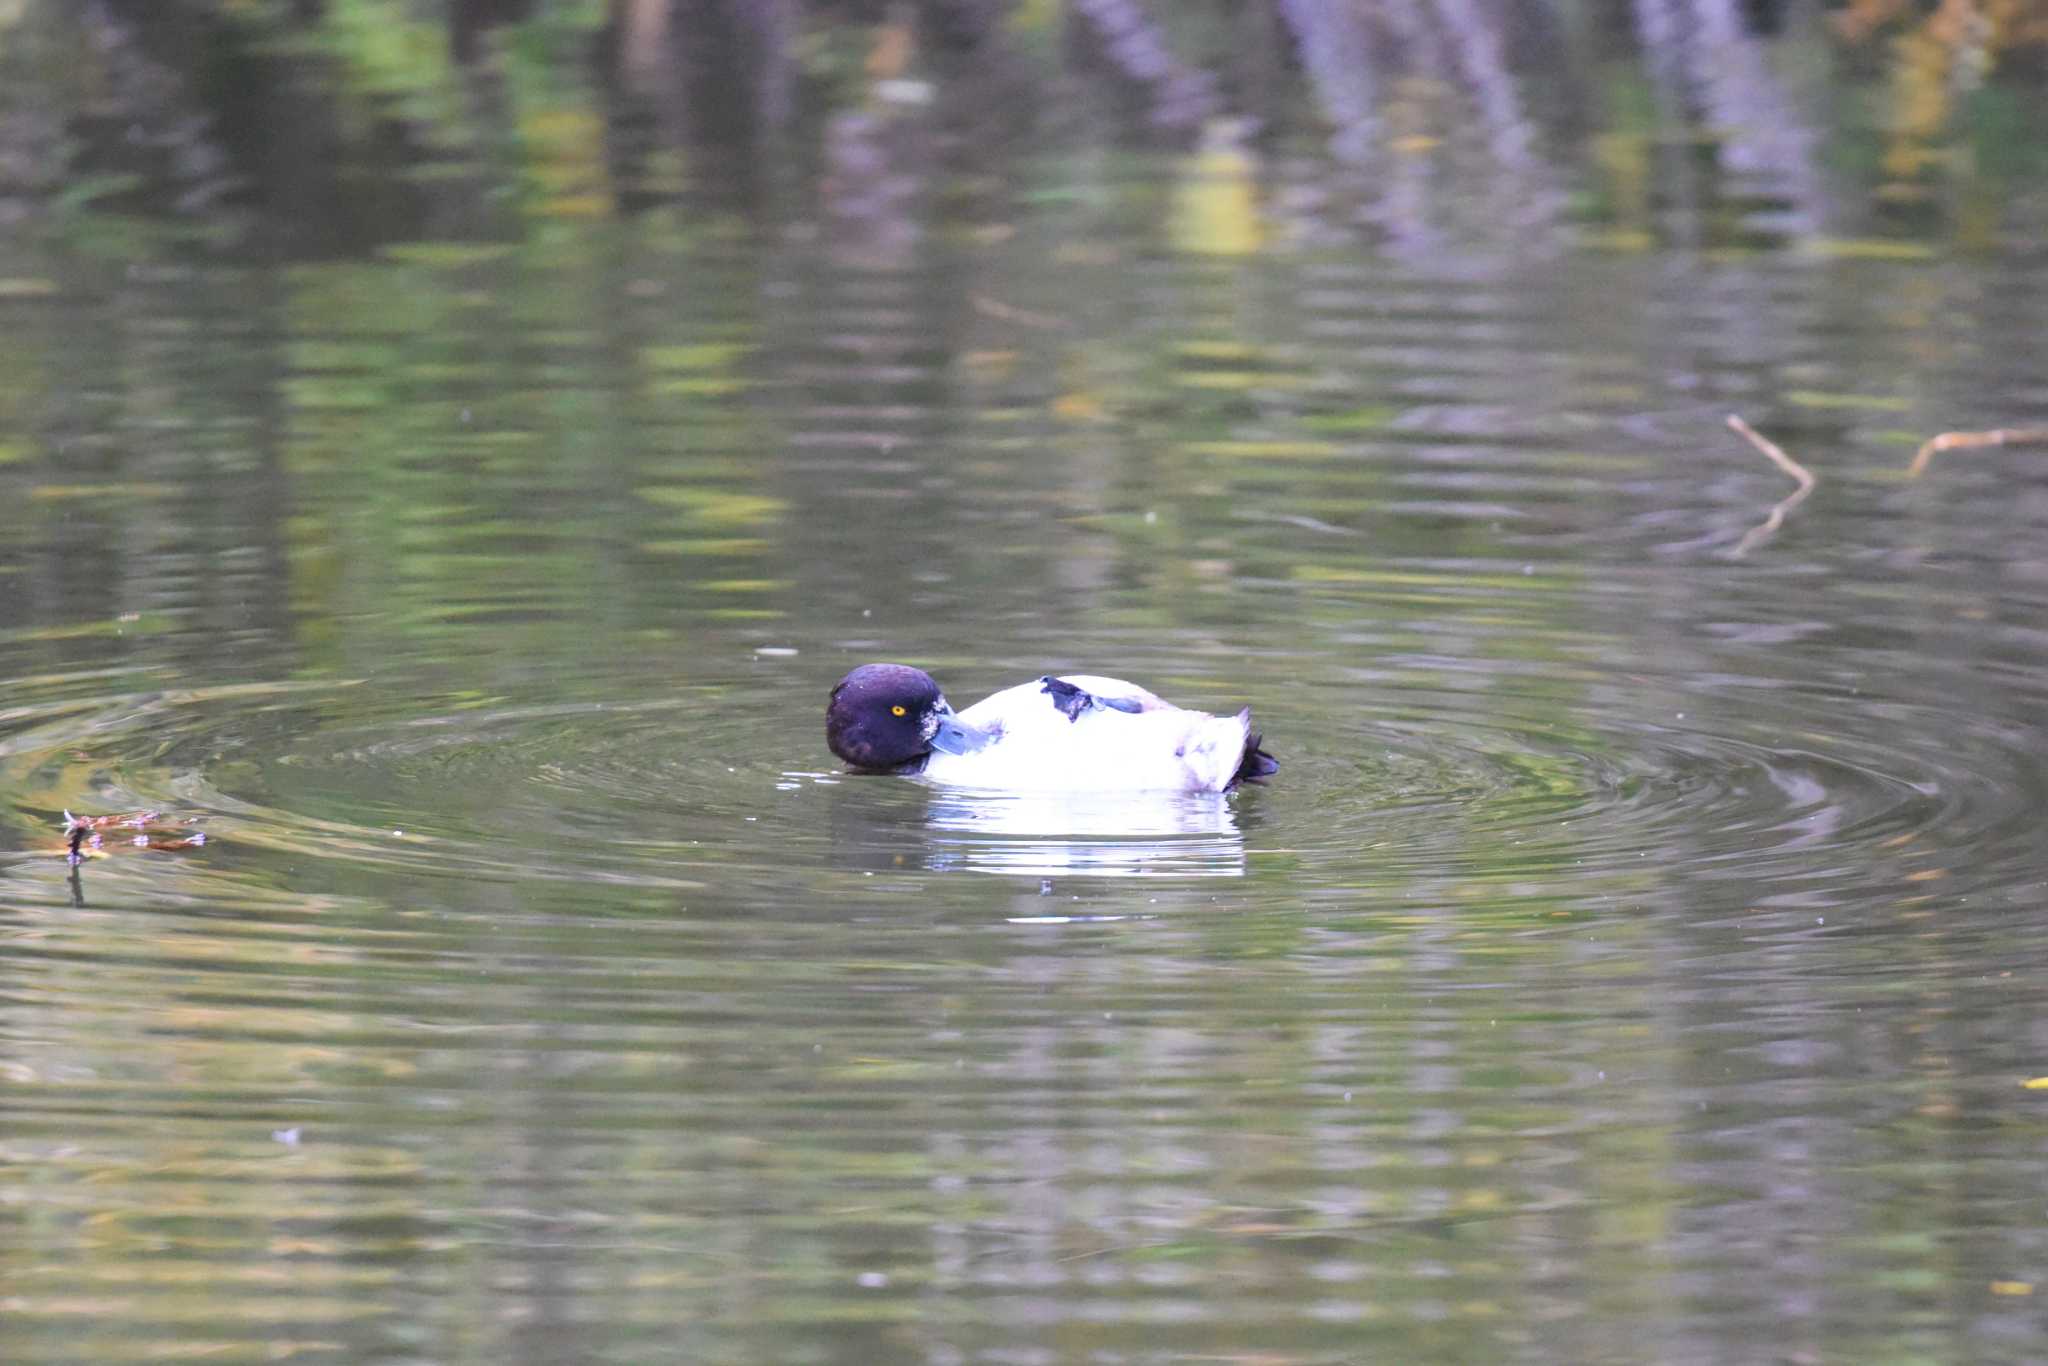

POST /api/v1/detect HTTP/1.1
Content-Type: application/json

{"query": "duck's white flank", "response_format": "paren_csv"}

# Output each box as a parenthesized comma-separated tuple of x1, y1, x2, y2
(921, 674, 1255, 793)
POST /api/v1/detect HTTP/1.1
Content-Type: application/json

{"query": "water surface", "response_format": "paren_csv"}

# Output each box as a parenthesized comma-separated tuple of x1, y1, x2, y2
(4, 3, 2048, 1362)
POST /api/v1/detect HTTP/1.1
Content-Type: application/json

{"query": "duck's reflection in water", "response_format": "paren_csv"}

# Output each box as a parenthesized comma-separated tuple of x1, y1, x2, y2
(920, 786, 1246, 878)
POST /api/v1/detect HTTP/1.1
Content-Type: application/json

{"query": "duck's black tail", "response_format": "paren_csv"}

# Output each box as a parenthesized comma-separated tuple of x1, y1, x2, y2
(1231, 713, 1279, 788)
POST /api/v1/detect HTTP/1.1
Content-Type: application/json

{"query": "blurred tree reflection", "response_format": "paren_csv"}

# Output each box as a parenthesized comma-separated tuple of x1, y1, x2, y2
(0, 0, 2033, 265)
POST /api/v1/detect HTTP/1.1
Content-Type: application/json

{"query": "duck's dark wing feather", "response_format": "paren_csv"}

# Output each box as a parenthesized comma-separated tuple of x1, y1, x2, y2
(1039, 675, 1145, 721)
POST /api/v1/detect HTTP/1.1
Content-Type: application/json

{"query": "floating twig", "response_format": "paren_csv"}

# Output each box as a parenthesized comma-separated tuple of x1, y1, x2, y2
(1906, 427, 2048, 478)
(1726, 414, 1817, 558)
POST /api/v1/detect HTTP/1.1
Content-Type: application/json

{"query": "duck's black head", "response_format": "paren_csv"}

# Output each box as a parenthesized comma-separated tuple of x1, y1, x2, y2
(826, 663, 990, 772)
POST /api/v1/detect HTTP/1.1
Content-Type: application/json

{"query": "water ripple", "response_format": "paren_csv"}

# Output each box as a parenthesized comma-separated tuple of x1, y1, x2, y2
(3, 654, 2036, 922)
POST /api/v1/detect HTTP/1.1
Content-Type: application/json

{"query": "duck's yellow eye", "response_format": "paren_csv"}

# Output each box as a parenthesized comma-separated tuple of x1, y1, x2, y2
(891, 705, 907, 717)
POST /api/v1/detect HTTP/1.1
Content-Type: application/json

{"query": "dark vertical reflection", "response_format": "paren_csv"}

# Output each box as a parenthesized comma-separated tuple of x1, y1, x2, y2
(604, 0, 797, 219)
(1628, 0, 1825, 246)
(451, 0, 537, 65)
(1066, 0, 1220, 135)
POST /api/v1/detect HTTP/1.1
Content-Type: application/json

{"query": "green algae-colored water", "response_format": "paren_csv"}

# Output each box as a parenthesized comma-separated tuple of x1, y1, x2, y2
(4, 3, 2048, 1361)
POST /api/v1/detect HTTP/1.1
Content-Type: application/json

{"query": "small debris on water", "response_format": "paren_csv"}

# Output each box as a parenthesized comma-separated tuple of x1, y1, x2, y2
(63, 808, 206, 862)
(272, 1127, 302, 1146)
(856, 1271, 890, 1289)
(755, 646, 799, 657)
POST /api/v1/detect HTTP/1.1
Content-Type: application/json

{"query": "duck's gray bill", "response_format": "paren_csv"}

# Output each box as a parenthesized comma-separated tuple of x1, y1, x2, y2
(929, 714, 994, 756)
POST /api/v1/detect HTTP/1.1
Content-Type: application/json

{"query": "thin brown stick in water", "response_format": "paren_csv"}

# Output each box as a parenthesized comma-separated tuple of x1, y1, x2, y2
(1726, 415, 1817, 558)
(1907, 427, 2048, 478)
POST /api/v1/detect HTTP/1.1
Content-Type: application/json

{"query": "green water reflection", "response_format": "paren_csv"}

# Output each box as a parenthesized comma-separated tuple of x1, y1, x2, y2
(3, 2, 2048, 1362)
